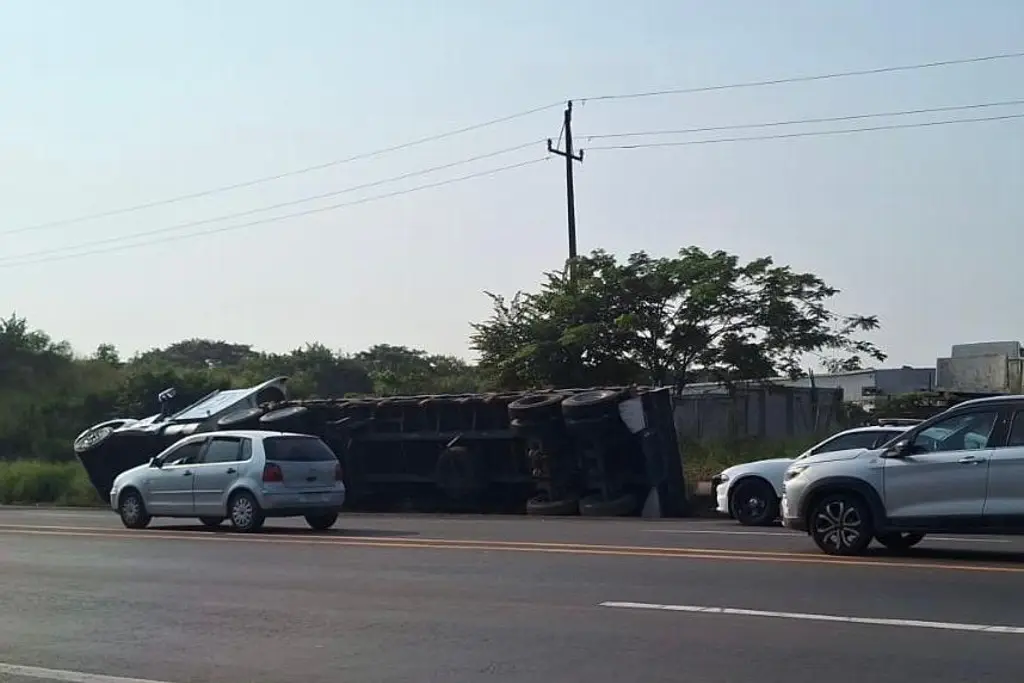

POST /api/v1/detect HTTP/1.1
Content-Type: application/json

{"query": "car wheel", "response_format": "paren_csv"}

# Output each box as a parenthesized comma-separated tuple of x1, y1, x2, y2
(876, 532, 925, 552)
(809, 492, 874, 556)
(199, 516, 225, 528)
(730, 479, 779, 527)
(304, 512, 339, 531)
(228, 492, 265, 533)
(118, 489, 151, 530)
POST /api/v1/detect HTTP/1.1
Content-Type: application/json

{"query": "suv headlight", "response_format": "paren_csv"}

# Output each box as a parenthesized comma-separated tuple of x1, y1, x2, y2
(784, 465, 808, 481)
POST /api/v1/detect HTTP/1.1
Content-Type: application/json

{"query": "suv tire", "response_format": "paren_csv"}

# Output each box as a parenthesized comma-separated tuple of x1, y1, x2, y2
(876, 532, 925, 552)
(808, 492, 874, 556)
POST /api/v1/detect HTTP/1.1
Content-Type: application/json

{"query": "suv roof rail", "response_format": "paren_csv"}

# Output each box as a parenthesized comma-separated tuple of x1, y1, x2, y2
(876, 417, 922, 427)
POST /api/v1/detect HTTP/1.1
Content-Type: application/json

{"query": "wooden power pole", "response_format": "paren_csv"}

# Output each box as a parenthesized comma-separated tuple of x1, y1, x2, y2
(547, 100, 584, 265)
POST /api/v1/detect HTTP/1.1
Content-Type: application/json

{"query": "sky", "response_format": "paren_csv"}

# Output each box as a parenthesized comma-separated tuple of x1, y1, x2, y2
(0, 0, 1021, 369)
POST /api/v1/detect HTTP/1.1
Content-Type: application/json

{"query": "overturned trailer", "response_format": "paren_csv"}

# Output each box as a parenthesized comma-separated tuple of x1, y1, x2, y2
(74, 377, 689, 518)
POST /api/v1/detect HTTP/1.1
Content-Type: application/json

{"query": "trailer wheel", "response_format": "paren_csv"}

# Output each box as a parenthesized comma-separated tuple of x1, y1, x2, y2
(561, 389, 623, 420)
(578, 492, 637, 517)
(526, 495, 579, 516)
(217, 407, 266, 430)
(508, 393, 565, 422)
(259, 405, 310, 431)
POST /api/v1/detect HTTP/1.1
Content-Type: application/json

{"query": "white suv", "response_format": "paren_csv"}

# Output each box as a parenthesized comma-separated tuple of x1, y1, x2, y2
(782, 396, 1023, 555)
(712, 423, 913, 526)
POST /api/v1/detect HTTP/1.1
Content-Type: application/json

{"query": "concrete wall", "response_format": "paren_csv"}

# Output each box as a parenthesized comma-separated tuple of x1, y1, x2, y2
(672, 384, 844, 442)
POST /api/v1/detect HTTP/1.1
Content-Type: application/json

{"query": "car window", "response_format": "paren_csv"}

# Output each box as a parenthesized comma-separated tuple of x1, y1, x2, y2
(202, 437, 246, 464)
(814, 431, 884, 455)
(161, 440, 205, 466)
(1006, 411, 1024, 447)
(871, 430, 905, 448)
(263, 435, 337, 462)
(910, 411, 999, 453)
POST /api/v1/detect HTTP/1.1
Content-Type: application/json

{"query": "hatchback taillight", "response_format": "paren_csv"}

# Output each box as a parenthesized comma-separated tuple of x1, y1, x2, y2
(262, 463, 284, 483)
(335, 462, 344, 482)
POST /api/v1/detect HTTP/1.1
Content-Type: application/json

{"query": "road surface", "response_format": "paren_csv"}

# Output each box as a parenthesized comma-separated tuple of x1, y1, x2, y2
(2, 507, 1024, 683)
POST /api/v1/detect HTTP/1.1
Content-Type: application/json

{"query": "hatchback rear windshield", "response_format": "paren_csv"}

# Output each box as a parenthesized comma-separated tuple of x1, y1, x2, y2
(263, 436, 337, 462)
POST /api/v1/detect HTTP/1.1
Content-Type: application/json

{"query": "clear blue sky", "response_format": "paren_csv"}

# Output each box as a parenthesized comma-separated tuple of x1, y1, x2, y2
(1, 0, 1021, 368)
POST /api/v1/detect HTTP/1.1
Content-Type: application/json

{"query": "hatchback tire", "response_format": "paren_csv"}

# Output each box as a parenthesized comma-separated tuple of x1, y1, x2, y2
(730, 479, 779, 527)
(118, 489, 151, 530)
(228, 491, 265, 533)
(305, 512, 339, 531)
(809, 492, 874, 556)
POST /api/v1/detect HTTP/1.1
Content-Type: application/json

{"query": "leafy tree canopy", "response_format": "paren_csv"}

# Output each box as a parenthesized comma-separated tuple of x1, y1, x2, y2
(470, 247, 884, 389)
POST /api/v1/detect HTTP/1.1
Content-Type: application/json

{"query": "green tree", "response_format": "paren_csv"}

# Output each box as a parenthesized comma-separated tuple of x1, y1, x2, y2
(471, 248, 885, 389)
(354, 344, 483, 395)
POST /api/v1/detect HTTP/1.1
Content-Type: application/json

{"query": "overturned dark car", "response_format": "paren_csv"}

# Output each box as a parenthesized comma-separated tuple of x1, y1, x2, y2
(74, 377, 290, 503)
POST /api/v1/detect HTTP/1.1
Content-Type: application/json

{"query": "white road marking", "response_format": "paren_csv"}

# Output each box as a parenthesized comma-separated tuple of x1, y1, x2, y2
(0, 662, 177, 683)
(643, 528, 1011, 543)
(599, 601, 1024, 634)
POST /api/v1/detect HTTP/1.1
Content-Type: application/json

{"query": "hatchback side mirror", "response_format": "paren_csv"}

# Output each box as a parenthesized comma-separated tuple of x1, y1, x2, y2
(149, 457, 163, 468)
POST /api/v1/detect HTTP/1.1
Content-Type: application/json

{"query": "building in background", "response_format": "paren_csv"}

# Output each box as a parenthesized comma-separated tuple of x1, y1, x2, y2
(782, 366, 936, 409)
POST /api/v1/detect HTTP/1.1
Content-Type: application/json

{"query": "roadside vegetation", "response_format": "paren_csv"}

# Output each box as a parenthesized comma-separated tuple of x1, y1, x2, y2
(1, 245, 891, 505)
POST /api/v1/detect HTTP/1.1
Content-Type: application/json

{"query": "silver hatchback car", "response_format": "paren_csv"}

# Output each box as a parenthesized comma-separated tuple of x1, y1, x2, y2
(110, 430, 346, 533)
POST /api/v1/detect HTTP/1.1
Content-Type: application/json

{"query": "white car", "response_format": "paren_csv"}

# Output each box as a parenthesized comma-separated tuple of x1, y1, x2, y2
(110, 430, 346, 533)
(711, 422, 917, 526)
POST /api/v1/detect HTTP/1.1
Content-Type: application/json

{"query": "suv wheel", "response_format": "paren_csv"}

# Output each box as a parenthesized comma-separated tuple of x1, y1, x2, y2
(876, 532, 925, 552)
(809, 493, 873, 556)
(730, 479, 779, 526)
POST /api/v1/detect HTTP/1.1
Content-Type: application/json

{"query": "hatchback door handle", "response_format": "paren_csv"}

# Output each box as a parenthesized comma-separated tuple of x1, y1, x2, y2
(225, 468, 237, 474)
(958, 456, 984, 464)
(182, 470, 193, 476)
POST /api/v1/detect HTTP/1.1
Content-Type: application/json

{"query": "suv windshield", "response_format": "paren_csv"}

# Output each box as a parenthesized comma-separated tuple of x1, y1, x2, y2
(263, 435, 336, 462)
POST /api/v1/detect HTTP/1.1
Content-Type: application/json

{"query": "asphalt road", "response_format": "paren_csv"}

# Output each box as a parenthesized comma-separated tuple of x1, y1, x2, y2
(3, 509, 1024, 683)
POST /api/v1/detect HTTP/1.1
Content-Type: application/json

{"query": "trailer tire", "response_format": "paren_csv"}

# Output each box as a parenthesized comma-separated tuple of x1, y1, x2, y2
(561, 389, 623, 420)
(259, 405, 309, 430)
(579, 492, 637, 517)
(508, 393, 566, 422)
(526, 495, 579, 516)
(217, 407, 266, 430)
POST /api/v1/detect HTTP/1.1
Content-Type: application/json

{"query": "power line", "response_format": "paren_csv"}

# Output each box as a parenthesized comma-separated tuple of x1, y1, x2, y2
(3, 102, 562, 237)
(585, 112, 1024, 150)
(581, 99, 1024, 140)
(1, 140, 542, 262)
(578, 50, 1024, 103)
(0, 157, 551, 269)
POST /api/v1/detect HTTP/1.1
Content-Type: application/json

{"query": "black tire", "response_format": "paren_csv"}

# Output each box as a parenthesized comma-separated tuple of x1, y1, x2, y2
(578, 492, 637, 517)
(808, 492, 874, 556)
(74, 424, 117, 454)
(730, 478, 779, 527)
(526, 495, 579, 516)
(305, 512, 339, 531)
(561, 389, 622, 420)
(259, 405, 310, 430)
(228, 491, 265, 533)
(508, 393, 565, 422)
(118, 489, 151, 530)
(199, 516, 224, 528)
(217, 407, 266, 430)
(876, 532, 925, 552)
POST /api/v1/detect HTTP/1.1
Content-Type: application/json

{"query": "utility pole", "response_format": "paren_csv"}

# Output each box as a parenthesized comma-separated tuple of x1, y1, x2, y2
(547, 100, 584, 267)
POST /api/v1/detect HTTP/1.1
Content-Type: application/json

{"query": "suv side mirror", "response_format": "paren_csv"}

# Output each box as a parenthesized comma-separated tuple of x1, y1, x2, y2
(883, 439, 910, 458)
